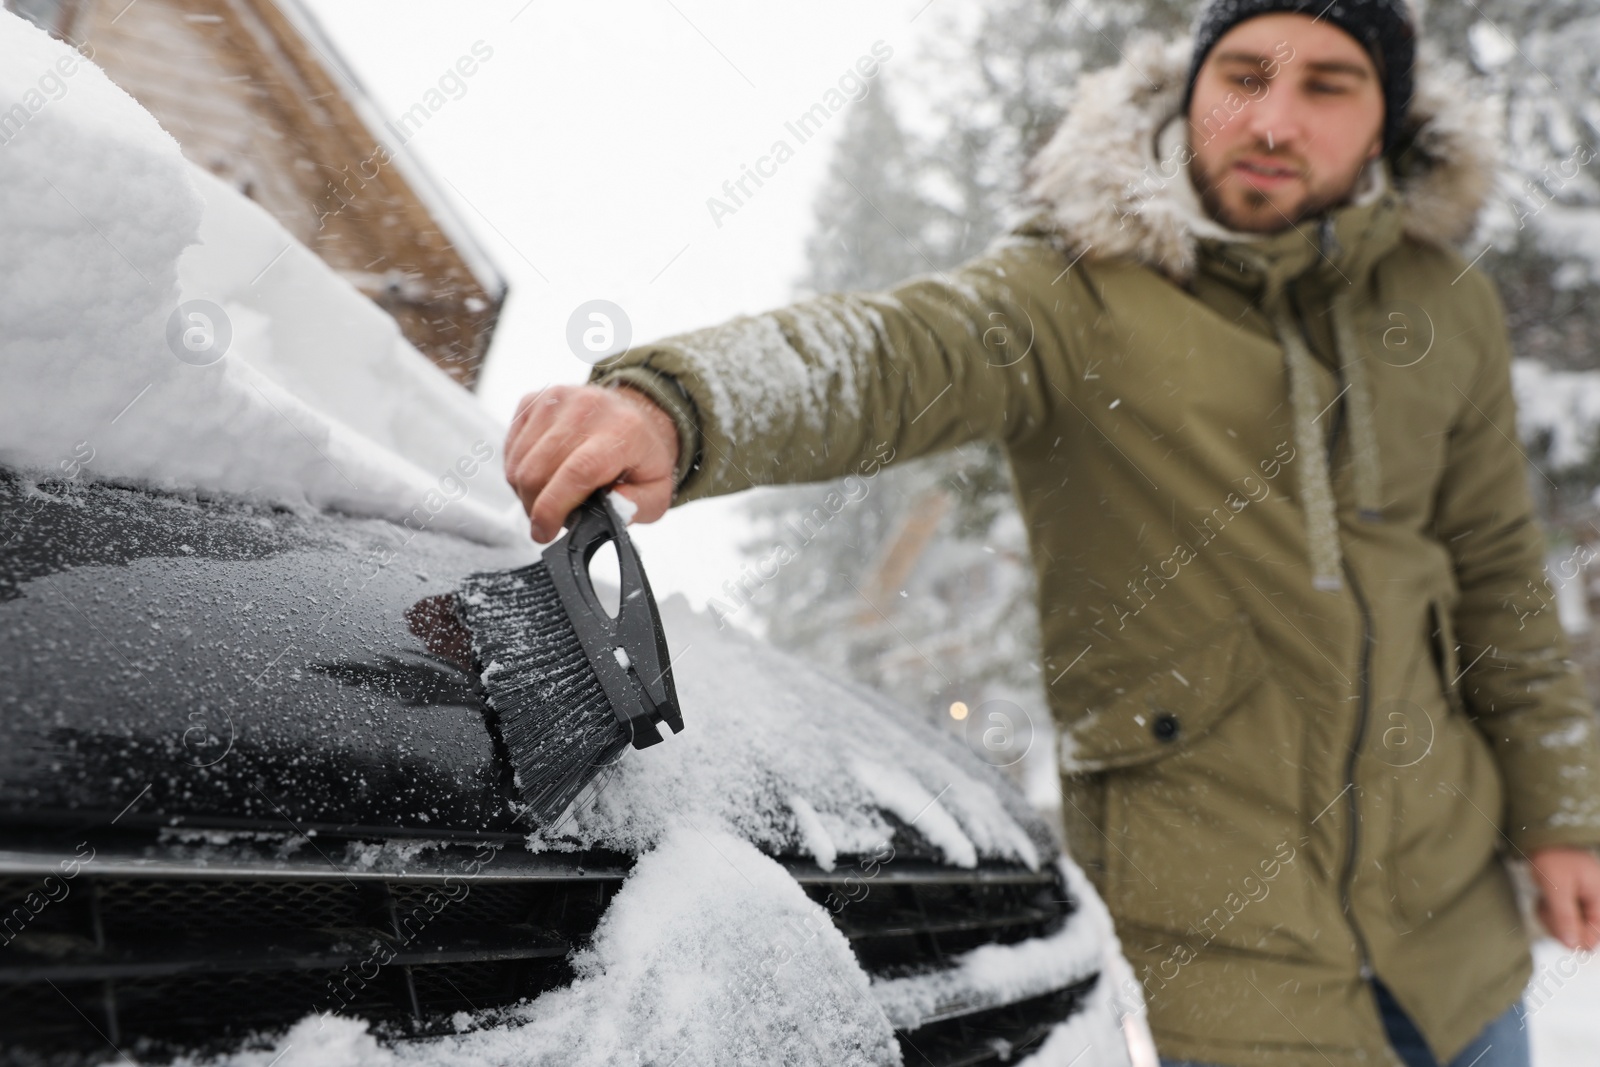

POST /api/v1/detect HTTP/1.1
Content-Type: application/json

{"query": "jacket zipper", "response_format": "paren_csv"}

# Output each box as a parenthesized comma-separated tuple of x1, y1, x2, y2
(1338, 553, 1377, 981)
(1301, 302, 1377, 980)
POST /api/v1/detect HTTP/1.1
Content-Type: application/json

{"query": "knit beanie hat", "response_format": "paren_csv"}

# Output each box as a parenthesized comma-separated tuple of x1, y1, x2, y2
(1183, 0, 1417, 154)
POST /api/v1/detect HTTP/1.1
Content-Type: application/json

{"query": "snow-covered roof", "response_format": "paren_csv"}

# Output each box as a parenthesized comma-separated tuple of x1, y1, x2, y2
(0, 8, 526, 545)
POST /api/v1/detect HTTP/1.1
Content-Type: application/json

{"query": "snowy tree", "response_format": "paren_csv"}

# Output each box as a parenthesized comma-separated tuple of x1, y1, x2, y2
(739, 76, 1022, 714)
(1424, 1, 1600, 381)
(1414, 1, 1600, 522)
(795, 85, 938, 297)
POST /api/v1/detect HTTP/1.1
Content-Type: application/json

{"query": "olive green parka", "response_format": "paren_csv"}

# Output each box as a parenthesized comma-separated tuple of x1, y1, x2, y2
(593, 37, 1600, 1067)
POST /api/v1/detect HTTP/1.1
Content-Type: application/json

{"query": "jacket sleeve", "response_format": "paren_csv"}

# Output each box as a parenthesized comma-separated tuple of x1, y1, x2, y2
(588, 235, 1079, 503)
(1433, 270, 1600, 854)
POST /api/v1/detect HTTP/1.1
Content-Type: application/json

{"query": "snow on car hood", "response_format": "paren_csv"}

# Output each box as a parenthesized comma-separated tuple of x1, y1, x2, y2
(524, 591, 1053, 871)
(0, 10, 526, 546)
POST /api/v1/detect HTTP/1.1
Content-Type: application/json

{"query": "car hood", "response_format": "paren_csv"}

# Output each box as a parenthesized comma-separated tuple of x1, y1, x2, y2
(1, 470, 1056, 869)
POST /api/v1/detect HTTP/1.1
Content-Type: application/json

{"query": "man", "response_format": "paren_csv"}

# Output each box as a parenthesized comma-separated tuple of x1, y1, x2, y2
(504, 2, 1600, 1064)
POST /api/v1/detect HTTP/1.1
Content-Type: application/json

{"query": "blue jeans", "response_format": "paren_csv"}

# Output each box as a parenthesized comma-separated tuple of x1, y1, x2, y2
(1158, 980, 1530, 1067)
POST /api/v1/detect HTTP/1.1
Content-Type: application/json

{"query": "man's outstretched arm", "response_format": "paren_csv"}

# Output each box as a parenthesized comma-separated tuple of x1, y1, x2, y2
(504, 235, 1083, 539)
(1434, 270, 1600, 949)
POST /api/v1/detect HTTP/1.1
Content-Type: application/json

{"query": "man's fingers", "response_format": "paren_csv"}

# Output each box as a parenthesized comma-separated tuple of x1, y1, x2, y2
(505, 387, 576, 472)
(1541, 882, 1582, 949)
(507, 395, 604, 516)
(530, 444, 625, 543)
(1579, 867, 1600, 951)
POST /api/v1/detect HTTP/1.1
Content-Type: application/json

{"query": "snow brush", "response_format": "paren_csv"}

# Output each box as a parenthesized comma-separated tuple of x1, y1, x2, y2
(457, 490, 683, 823)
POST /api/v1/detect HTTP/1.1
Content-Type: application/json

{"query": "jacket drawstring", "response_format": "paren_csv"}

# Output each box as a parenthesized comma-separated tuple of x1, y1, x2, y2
(1331, 291, 1385, 523)
(1271, 302, 1344, 592)
(1268, 290, 1383, 594)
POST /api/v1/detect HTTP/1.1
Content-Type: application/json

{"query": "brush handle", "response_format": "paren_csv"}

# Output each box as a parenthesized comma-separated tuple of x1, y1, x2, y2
(544, 491, 684, 748)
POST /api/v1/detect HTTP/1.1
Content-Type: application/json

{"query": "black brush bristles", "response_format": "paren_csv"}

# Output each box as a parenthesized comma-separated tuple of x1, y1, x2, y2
(458, 561, 629, 823)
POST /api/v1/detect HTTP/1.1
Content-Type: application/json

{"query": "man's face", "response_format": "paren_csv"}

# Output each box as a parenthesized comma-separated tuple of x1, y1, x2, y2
(1186, 13, 1386, 234)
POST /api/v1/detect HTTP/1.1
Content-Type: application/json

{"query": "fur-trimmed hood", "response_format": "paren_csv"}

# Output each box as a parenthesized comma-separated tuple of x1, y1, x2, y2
(1016, 35, 1500, 280)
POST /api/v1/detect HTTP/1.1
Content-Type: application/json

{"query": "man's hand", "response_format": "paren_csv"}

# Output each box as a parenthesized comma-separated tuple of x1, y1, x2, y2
(504, 383, 680, 542)
(1528, 846, 1600, 951)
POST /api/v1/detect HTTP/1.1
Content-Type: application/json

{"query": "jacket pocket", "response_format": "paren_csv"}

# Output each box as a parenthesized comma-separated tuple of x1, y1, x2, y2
(1059, 613, 1269, 774)
(1427, 595, 1467, 718)
(1390, 596, 1506, 927)
(1387, 709, 1506, 927)
(1059, 617, 1318, 960)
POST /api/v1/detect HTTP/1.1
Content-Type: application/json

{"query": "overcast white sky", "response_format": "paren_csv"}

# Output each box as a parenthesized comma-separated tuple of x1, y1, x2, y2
(300, 0, 942, 610)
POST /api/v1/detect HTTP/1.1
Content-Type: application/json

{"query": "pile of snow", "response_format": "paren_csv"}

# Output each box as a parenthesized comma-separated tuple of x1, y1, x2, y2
(0, 10, 525, 545)
(439, 827, 899, 1066)
(524, 594, 1050, 871)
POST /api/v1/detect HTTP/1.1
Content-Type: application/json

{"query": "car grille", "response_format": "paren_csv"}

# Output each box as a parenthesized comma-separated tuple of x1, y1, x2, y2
(792, 865, 1093, 1065)
(0, 839, 1090, 1066)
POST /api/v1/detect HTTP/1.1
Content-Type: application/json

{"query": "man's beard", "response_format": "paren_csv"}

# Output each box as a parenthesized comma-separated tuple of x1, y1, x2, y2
(1192, 153, 1357, 234)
